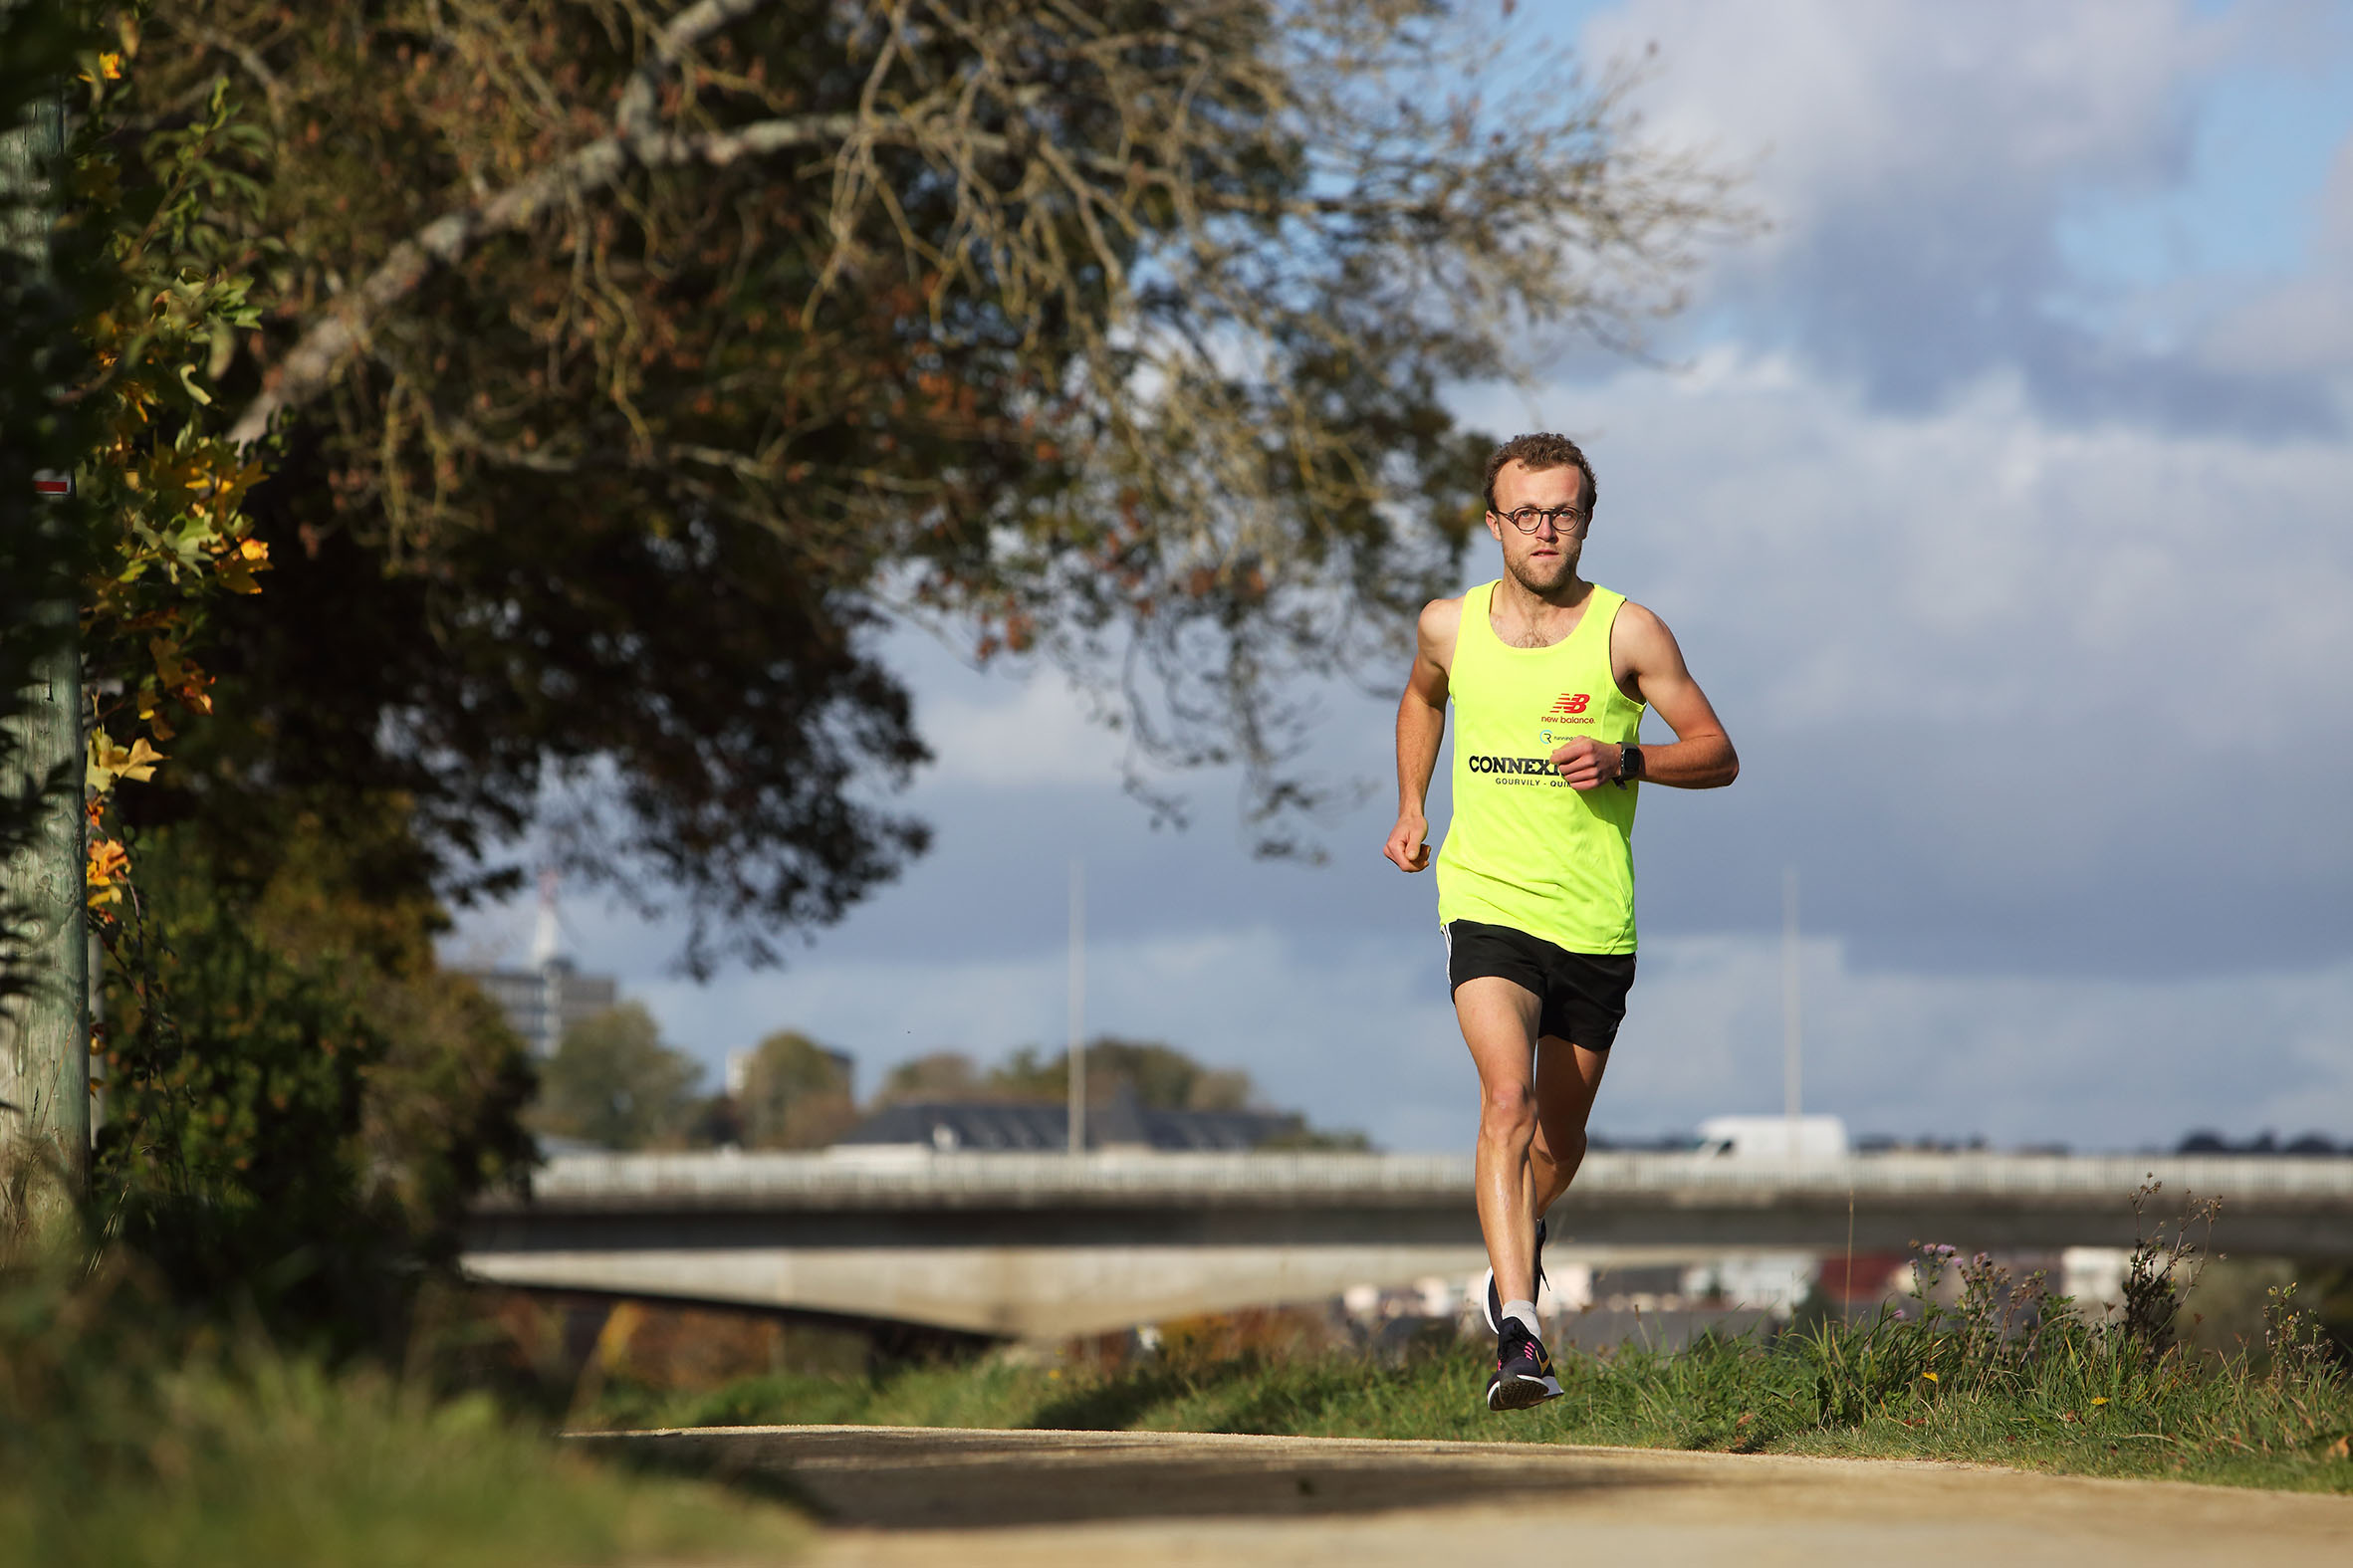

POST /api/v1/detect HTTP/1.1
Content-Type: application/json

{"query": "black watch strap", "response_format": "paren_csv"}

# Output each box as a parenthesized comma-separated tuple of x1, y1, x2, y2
(1618, 745, 1644, 783)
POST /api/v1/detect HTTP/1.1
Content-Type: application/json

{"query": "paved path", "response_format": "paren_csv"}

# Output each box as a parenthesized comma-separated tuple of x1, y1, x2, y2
(593, 1425, 2353, 1565)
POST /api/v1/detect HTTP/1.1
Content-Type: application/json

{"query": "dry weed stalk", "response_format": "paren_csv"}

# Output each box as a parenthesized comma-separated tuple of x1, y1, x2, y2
(2119, 1179, 2220, 1361)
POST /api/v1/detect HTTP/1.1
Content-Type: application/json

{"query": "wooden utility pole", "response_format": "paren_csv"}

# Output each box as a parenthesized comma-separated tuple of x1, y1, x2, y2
(0, 88, 90, 1206)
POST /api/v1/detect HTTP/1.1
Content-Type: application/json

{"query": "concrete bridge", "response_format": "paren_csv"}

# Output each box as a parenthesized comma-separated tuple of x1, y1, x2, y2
(459, 1149, 2353, 1339)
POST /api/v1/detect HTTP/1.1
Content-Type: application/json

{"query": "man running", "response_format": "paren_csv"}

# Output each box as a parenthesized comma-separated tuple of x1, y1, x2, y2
(1384, 432, 1738, 1411)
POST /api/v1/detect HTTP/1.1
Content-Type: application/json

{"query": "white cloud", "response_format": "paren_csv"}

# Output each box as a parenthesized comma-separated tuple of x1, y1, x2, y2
(1579, 0, 2346, 426)
(1592, 0, 2205, 239)
(903, 654, 1128, 791)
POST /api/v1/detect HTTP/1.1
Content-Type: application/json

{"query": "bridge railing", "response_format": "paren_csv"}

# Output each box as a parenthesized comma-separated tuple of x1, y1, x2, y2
(493, 1148, 2353, 1212)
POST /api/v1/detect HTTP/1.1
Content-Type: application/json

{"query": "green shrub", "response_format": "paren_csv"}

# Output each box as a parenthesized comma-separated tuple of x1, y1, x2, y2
(91, 815, 533, 1353)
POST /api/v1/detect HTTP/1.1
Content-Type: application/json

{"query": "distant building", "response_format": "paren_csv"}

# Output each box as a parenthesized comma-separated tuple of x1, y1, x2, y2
(836, 1082, 1305, 1153)
(466, 961, 617, 1058)
(454, 873, 618, 1058)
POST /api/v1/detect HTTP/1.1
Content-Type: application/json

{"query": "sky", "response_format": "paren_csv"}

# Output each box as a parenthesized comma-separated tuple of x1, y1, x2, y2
(446, 0, 2353, 1154)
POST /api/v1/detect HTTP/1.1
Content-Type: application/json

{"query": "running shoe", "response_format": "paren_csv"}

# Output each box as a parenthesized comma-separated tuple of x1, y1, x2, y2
(1480, 1216, 1547, 1334)
(1485, 1318, 1563, 1412)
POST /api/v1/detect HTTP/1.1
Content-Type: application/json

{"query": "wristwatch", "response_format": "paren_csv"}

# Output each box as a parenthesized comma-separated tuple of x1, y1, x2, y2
(1616, 745, 1644, 784)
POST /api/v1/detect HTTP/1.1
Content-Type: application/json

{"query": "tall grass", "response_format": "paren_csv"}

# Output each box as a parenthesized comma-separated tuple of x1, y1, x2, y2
(0, 1259, 806, 1567)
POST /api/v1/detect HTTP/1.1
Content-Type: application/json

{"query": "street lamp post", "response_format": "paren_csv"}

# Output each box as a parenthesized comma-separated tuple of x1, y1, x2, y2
(1066, 858, 1085, 1155)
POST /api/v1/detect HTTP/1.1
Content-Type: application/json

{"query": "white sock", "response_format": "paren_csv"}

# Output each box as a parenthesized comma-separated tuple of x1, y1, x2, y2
(1502, 1298, 1541, 1337)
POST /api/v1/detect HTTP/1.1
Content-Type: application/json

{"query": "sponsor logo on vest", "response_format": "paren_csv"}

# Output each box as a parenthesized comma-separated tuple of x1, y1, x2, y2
(1542, 692, 1592, 719)
(1467, 754, 1558, 776)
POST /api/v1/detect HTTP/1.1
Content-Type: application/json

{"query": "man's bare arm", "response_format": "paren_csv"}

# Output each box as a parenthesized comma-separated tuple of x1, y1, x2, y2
(1385, 597, 1460, 871)
(1551, 600, 1738, 791)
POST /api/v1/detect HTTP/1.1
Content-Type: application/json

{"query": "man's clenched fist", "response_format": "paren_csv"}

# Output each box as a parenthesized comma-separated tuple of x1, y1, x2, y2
(1384, 810, 1431, 872)
(1549, 738, 1624, 791)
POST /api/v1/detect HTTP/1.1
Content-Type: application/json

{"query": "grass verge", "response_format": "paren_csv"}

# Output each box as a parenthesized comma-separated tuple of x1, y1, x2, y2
(586, 1266, 2353, 1496)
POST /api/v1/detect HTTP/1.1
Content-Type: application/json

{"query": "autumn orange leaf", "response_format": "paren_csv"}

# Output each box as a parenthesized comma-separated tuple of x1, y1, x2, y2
(86, 838, 131, 906)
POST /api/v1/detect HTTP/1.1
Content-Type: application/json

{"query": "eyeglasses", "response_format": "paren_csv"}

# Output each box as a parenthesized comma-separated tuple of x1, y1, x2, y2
(1492, 506, 1588, 534)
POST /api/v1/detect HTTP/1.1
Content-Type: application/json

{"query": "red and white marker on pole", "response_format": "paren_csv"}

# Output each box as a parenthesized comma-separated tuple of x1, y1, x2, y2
(32, 469, 72, 499)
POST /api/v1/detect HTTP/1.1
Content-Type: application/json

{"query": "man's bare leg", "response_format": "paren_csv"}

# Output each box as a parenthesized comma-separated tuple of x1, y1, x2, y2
(1455, 976, 1547, 1304)
(1527, 1035, 1609, 1225)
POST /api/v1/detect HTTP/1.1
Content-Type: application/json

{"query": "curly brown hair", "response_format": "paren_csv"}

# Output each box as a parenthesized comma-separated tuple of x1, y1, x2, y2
(1482, 432, 1596, 517)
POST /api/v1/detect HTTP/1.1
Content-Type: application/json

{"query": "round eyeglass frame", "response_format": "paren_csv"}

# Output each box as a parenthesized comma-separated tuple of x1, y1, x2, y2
(1492, 505, 1589, 534)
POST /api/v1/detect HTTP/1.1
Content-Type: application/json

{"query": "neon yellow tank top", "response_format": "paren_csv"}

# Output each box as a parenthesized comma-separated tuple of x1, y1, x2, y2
(1435, 579, 1644, 954)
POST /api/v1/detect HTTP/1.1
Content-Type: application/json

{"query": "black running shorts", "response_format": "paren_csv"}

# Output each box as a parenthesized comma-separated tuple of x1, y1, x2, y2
(1444, 919, 1637, 1050)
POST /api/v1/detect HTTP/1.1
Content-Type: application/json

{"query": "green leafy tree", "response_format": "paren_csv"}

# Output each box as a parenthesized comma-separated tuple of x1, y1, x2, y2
(535, 1002, 701, 1151)
(95, 834, 382, 1314)
(248, 808, 536, 1263)
(875, 1051, 982, 1105)
(990, 1037, 1254, 1112)
(735, 1028, 855, 1149)
(92, 0, 1739, 974)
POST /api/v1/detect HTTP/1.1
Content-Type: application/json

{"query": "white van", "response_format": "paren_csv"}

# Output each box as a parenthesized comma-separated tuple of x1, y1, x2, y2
(1694, 1115, 1850, 1161)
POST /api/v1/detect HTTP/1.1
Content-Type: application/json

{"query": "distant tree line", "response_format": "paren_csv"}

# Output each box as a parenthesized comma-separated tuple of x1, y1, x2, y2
(530, 1015, 1368, 1152)
(2177, 1131, 2348, 1157)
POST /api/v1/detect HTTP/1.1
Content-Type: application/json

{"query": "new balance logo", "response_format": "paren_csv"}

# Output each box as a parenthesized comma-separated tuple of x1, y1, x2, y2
(1542, 692, 1592, 719)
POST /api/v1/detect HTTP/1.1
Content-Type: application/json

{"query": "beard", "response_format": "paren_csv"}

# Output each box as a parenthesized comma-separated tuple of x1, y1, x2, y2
(1504, 543, 1581, 596)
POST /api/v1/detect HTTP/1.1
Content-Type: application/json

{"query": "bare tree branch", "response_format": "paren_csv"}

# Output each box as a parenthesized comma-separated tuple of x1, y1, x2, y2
(231, 108, 882, 448)
(230, 0, 799, 447)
